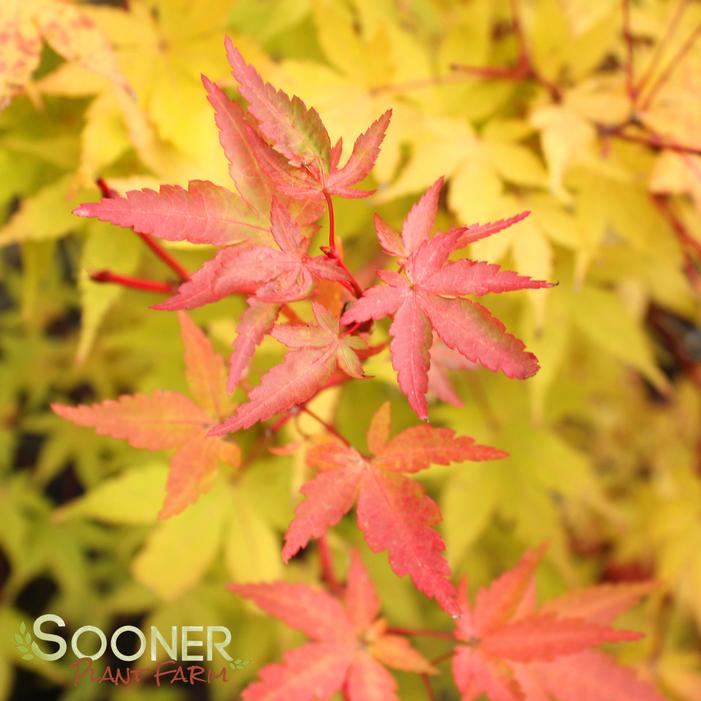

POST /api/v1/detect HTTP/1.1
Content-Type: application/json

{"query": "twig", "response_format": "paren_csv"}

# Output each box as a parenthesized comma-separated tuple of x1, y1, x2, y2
(301, 406, 351, 446)
(652, 195, 701, 296)
(639, 22, 701, 110)
(321, 190, 364, 298)
(90, 270, 176, 294)
(421, 674, 437, 701)
(96, 178, 189, 282)
(600, 124, 701, 157)
(634, 0, 688, 97)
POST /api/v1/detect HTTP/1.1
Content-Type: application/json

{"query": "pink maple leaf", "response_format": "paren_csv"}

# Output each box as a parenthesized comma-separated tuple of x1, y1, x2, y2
(231, 550, 434, 701)
(280, 402, 507, 616)
(451, 545, 665, 701)
(341, 178, 552, 419)
(52, 313, 238, 518)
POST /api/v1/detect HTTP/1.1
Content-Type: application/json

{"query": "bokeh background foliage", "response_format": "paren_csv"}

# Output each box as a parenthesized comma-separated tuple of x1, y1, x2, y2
(1, 0, 701, 699)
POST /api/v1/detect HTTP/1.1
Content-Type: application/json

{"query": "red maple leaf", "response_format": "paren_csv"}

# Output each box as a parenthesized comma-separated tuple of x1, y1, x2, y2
(279, 402, 506, 616)
(152, 197, 352, 389)
(224, 37, 392, 200)
(209, 302, 368, 433)
(341, 178, 552, 419)
(51, 313, 238, 518)
(451, 545, 665, 701)
(230, 550, 435, 701)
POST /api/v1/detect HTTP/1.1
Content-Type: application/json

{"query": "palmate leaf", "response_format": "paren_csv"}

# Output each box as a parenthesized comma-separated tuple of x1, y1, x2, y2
(52, 314, 239, 519)
(342, 179, 552, 419)
(224, 37, 392, 199)
(281, 403, 505, 616)
(451, 546, 665, 701)
(230, 551, 433, 701)
(210, 303, 367, 433)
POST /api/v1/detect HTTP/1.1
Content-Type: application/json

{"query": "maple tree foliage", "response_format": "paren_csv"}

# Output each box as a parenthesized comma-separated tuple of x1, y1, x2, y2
(60, 31, 550, 625)
(71, 35, 548, 426)
(52, 312, 239, 518)
(33, 21, 678, 700)
(282, 402, 506, 616)
(230, 550, 435, 701)
(452, 545, 664, 701)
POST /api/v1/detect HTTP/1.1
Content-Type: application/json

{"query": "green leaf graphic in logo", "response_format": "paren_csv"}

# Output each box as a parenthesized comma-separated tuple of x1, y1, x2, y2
(14, 622, 34, 661)
(228, 657, 250, 671)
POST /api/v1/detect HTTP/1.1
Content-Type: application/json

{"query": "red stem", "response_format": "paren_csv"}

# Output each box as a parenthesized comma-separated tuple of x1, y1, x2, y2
(90, 270, 176, 294)
(268, 411, 297, 434)
(96, 177, 189, 282)
(301, 406, 351, 447)
(421, 674, 437, 701)
(611, 129, 701, 157)
(324, 189, 336, 254)
(321, 190, 364, 298)
(280, 304, 304, 324)
(317, 534, 341, 594)
(134, 232, 190, 282)
(652, 195, 701, 295)
(385, 627, 455, 640)
(341, 321, 363, 336)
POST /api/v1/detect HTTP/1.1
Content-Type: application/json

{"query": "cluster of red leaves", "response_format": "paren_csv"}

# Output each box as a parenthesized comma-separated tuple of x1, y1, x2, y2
(230, 546, 663, 701)
(71, 36, 549, 428)
(51, 36, 664, 699)
(452, 546, 665, 701)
